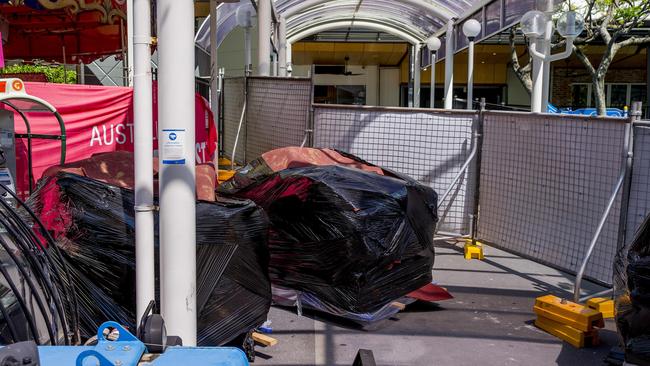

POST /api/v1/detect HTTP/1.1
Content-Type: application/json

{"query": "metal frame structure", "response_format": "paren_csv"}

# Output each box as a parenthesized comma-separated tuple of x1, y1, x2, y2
(0, 96, 67, 194)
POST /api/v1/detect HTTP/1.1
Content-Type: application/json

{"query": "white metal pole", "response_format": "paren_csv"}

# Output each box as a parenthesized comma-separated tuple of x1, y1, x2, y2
(430, 52, 436, 108)
(286, 42, 293, 76)
(133, 0, 154, 326)
(210, 0, 219, 116)
(271, 53, 278, 77)
(257, 0, 272, 76)
(244, 27, 252, 76)
(467, 38, 475, 110)
(414, 45, 421, 108)
(127, 0, 135, 86)
(531, 39, 544, 113)
(79, 61, 85, 85)
(444, 19, 455, 109)
(541, 0, 554, 113)
(278, 17, 287, 77)
(157, 0, 197, 346)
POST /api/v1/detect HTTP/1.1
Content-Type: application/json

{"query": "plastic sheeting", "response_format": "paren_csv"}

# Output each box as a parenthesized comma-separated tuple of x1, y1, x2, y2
(219, 147, 437, 316)
(27, 172, 271, 345)
(615, 213, 650, 365)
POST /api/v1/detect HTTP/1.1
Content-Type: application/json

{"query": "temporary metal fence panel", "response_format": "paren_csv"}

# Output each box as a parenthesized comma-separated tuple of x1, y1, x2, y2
(477, 112, 628, 285)
(222, 77, 246, 164)
(312, 105, 478, 234)
(245, 77, 311, 162)
(626, 124, 650, 245)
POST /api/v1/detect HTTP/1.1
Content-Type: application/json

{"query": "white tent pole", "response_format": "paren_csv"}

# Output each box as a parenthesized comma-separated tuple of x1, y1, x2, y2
(257, 0, 272, 76)
(210, 0, 219, 116)
(127, 0, 135, 86)
(133, 0, 154, 326)
(278, 17, 287, 77)
(414, 45, 421, 108)
(444, 19, 455, 109)
(157, 0, 197, 346)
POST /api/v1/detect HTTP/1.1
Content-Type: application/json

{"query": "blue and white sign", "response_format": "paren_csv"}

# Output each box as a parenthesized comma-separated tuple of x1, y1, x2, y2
(161, 129, 186, 165)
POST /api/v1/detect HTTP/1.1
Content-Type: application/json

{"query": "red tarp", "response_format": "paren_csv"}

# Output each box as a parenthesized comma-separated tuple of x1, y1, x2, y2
(11, 82, 216, 197)
(0, 1, 126, 63)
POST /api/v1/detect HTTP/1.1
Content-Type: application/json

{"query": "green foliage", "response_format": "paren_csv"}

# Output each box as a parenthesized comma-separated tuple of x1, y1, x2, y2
(0, 64, 77, 84)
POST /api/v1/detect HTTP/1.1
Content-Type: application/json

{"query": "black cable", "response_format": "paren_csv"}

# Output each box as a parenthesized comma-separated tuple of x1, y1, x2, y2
(0, 183, 79, 327)
(0, 203, 66, 341)
(0, 243, 41, 344)
(0, 222, 57, 344)
(0, 200, 72, 344)
(0, 287, 20, 343)
(0, 183, 79, 344)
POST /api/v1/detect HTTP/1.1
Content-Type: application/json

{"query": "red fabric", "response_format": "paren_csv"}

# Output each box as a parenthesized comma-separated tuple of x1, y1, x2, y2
(261, 147, 385, 176)
(12, 82, 216, 197)
(407, 283, 453, 302)
(0, 3, 126, 63)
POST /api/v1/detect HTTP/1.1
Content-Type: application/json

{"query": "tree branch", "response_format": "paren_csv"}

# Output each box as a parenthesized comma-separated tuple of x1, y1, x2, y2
(509, 27, 532, 95)
(617, 35, 650, 48)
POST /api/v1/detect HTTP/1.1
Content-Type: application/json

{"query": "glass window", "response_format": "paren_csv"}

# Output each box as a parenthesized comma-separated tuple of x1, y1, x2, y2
(504, 0, 536, 28)
(572, 84, 590, 108)
(336, 85, 366, 105)
(631, 84, 647, 107)
(609, 84, 628, 109)
(485, 1, 501, 36)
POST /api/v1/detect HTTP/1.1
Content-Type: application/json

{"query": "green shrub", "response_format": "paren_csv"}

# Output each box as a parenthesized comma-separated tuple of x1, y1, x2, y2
(0, 64, 77, 84)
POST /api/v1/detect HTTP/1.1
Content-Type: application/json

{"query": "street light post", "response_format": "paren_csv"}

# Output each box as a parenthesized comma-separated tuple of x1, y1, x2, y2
(521, 7, 584, 113)
(462, 19, 481, 110)
(426, 36, 441, 109)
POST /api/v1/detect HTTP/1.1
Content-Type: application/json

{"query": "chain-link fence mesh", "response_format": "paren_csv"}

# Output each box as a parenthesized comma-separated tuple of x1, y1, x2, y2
(626, 124, 650, 245)
(477, 112, 628, 285)
(222, 77, 246, 164)
(312, 105, 478, 234)
(245, 77, 311, 161)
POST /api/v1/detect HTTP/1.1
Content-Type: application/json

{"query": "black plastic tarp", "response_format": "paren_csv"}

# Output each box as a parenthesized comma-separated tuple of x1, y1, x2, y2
(27, 172, 271, 345)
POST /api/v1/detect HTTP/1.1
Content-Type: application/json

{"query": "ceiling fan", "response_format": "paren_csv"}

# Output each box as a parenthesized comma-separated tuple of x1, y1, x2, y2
(342, 56, 364, 76)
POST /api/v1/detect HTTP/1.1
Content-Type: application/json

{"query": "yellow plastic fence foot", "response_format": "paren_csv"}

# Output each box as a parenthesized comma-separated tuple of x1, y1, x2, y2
(535, 316, 600, 348)
(533, 295, 604, 348)
(218, 169, 236, 182)
(586, 297, 615, 319)
(464, 239, 484, 260)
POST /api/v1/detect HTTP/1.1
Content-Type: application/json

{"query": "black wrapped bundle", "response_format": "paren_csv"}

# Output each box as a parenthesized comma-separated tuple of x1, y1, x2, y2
(219, 150, 437, 314)
(615, 213, 650, 365)
(27, 172, 271, 345)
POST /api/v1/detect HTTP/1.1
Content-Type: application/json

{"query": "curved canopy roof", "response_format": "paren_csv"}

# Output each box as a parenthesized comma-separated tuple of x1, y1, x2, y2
(277, 0, 474, 42)
(196, 0, 481, 53)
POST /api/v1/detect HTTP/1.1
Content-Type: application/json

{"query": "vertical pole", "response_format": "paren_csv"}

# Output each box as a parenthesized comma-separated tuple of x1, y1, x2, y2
(244, 27, 252, 76)
(444, 19, 455, 109)
(645, 46, 650, 119)
(286, 42, 293, 76)
(271, 53, 277, 77)
(210, 0, 219, 116)
(133, 0, 154, 327)
(414, 45, 421, 108)
(542, 59, 551, 112)
(617, 102, 640, 254)
(541, 0, 554, 112)
(467, 39, 475, 110)
(531, 39, 544, 113)
(470, 98, 486, 243)
(408, 45, 414, 107)
(157, 0, 197, 346)
(257, 0, 271, 76)
(127, 0, 135, 86)
(430, 52, 436, 108)
(646, 46, 649, 118)
(278, 17, 287, 77)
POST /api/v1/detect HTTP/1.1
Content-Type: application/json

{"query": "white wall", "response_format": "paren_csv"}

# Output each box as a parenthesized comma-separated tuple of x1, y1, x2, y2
(217, 26, 259, 77)
(304, 65, 380, 106)
(507, 67, 530, 107)
(379, 67, 400, 106)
